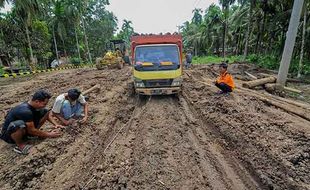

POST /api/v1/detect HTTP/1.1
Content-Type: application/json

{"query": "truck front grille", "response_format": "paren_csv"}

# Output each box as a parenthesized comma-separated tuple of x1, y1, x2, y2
(143, 79, 173, 88)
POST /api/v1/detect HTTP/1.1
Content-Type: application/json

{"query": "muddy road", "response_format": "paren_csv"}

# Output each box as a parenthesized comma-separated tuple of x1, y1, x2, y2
(0, 65, 309, 190)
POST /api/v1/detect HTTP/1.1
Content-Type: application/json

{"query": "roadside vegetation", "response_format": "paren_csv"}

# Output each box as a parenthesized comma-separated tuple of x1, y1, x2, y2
(182, 0, 309, 78)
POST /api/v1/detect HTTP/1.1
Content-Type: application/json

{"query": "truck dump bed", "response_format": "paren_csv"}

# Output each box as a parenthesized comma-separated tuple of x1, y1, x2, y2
(131, 34, 183, 61)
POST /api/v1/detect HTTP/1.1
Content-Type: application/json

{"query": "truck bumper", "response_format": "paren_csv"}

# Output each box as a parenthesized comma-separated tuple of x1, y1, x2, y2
(135, 87, 181, 95)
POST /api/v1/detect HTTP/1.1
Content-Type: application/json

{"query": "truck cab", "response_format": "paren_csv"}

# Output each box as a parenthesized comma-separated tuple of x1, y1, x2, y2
(131, 34, 183, 95)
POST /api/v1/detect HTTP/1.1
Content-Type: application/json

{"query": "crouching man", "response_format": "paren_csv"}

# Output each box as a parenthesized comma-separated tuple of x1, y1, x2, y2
(0, 90, 63, 155)
(214, 62, 235, 94)
(51, 88, 89, 126)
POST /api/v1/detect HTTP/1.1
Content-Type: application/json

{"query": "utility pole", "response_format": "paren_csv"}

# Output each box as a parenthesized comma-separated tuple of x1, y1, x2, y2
(277, 0, 304, 85)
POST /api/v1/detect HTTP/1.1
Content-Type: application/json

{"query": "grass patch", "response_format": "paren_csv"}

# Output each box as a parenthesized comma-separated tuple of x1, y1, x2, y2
(0, 66, 3, 75)
(192, 54, 310, 76)
(192, 55, 244, 64)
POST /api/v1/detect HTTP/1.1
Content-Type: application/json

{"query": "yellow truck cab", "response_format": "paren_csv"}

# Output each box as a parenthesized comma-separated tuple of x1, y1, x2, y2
(131, 34, 183, 95)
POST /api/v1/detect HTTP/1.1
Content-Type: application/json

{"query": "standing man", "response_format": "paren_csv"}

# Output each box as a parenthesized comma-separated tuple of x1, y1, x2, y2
(214, 62, 235, 94)
(51, 88, 89, 126)
(0, 90, 63, 155)
(185, 50, 193, 69)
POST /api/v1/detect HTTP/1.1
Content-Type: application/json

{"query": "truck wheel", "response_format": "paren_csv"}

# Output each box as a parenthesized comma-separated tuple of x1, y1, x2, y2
(127, 82, 135, 97)
(119, 62, 124, 69)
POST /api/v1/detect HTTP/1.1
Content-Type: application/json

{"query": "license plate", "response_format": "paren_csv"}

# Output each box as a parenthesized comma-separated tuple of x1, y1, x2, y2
(152, 89, 162, 94)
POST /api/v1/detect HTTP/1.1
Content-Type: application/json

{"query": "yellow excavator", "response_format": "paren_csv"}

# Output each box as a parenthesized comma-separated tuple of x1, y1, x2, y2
(96, 39, 129, 70)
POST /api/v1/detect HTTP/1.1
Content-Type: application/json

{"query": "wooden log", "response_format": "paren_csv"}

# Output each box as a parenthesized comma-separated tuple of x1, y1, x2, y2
(238, 86, 310, 110)
(259, 73, 307, 83)
(244, 71, 257, 80)
(242, 77, 276, 88)
(82, 84, 101, 95)
(286, 78, 304, 83)
(258, 73, 274, 78)
(261, 98, 310, 122)
(264, 83, 302, 94)
(264, 83, 277, 93)
(284, 86, 302, 94)
(262, 92, 310, 110)
(199, 76, 310, 120)
(236, 87, 310, 121)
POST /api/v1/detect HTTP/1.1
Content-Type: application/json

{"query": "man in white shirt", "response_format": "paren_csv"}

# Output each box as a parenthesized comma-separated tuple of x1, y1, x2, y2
(52, 88, 89, 126)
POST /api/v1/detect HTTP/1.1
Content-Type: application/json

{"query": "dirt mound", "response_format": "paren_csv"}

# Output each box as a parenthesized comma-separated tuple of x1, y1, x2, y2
(0, 64, 309, 189)
(183, 65, 310, 189)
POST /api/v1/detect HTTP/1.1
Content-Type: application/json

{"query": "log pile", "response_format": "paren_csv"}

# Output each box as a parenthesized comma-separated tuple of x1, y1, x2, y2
(242, 73, 302, 94)
(199, 71, 309, 121)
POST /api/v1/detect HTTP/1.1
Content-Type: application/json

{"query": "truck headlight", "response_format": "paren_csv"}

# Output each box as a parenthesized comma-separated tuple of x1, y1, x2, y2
(171, 78, 182, 86)
(172, 81, 180, 86)
(135, 82, 144, 88)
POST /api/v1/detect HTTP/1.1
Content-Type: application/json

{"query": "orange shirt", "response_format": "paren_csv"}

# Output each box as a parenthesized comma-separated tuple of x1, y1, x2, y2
(216, 71, 235, 89)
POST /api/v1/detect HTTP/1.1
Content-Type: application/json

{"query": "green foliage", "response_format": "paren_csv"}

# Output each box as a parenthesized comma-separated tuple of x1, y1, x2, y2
(0, 0, 118, 69)
(182, 1, 310, 76)
(77, 0, 118, 58)
(193, 55, 244, 64)
(70, 57, 82, 65)
(193, 54, 310, 76)
(115, 19, 134, 48)
(0, 65, 3, 75)
(247, 54, 279, 70)
(31, 20, 51, 60)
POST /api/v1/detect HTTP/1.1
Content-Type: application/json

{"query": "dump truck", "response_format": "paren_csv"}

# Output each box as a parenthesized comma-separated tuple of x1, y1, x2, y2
(131, 34, 183, 95)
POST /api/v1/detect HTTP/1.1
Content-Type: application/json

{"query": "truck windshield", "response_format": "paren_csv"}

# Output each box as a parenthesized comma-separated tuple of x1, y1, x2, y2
(134, 45, 180, 71)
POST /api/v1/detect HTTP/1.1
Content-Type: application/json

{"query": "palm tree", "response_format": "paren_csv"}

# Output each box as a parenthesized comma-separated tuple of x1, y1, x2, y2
(65, 0, 82, 62)
(2, 0, 40, 70)
(192, 8, 203, 25)
(297, 1, 307, 78)
(50, 0, 68, 62)
(48, 0, 64, 63)
(182, 22, 202, 56)
(120, 19, 134, 45)
(219, 0, 236, 58)
(60, 0, 91, 63)
(0, 0, 5, 7)
(243, 0, 256, 59)
(202, 4, 224, 55)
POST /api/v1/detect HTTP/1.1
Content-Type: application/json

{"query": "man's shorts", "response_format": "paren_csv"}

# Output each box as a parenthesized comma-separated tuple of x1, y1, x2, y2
(0, 109, 48, 144)
(0, 120, 26, 144)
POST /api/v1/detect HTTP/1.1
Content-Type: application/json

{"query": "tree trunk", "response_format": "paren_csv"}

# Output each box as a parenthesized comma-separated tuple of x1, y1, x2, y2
(243, 1, 254, 59)
(52, 27, 59, 64)
(74, 26, 82, 62)
(222, 4, 227, 58)
(259, 12, 267, 54)
(7, 53, 14, 74)
(235, 28, 240, 55)
(81, 17, 92, 63)
(25, 23, 33, 71)
(297, 3, 307, 78)
(277, 0, 304, 85)
(222, 21, 227, 58)
(61, 38, 68, 63)
(255, 11, 266, 54)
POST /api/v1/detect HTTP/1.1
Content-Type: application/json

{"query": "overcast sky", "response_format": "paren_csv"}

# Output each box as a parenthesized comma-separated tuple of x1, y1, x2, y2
(1, 0, 219, 33)
(107, 0, 218, 34)
(0, 2, 11, 13)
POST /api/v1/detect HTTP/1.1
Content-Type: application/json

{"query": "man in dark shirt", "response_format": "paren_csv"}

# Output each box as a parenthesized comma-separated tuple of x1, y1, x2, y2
(185, 51, 192, 69)
(1, 90, 63, 155)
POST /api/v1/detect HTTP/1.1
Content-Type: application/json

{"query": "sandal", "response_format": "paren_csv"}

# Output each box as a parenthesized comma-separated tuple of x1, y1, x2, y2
(13, 144, 32, 155)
